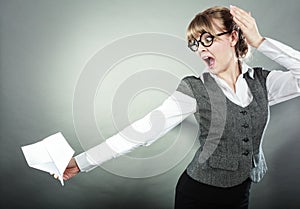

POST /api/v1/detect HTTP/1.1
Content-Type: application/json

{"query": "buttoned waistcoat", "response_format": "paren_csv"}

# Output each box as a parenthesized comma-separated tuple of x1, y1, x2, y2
(176, 67, 271, 187)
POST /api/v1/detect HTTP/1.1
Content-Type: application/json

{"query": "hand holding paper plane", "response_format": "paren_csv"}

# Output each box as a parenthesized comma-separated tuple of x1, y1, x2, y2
(21, 132, 75, 186)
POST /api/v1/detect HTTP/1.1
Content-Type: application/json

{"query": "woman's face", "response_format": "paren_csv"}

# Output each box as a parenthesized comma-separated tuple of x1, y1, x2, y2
(195, 19, 238, 75)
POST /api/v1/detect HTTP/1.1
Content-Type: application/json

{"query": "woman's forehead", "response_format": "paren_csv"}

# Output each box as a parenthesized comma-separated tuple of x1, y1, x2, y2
(189, 18, 225, 40)
(210, 18, 225, 32)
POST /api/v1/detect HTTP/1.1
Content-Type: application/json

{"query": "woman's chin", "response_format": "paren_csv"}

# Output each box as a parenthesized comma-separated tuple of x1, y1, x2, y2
(207, 67, 218, 74)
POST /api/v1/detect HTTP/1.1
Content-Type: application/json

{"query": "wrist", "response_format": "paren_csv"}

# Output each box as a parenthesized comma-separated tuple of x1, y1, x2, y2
(73, 158, 81, 172)
(253, 37, 265, 48)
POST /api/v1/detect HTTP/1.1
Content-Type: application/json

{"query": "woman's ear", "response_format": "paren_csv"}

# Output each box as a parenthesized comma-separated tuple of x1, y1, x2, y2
(230, 30, 239, 47)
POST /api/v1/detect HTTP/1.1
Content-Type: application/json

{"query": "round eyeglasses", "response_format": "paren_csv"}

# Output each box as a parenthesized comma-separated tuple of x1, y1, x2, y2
(188, 30, 232, 52)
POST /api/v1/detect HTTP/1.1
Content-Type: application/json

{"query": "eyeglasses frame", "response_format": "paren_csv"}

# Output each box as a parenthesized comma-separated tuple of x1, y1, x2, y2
(188, 30, 233, 52)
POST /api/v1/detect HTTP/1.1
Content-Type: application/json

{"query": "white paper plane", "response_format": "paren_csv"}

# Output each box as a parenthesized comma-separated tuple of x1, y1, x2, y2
(21, 132, 75, 186)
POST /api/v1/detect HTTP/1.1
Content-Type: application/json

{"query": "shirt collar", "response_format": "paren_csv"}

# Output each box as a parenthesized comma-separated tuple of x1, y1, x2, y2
(241, 62, 254, 79)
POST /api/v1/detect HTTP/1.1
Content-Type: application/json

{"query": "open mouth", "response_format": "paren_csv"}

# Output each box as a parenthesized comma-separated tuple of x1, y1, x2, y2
(202, 56, 215, 69)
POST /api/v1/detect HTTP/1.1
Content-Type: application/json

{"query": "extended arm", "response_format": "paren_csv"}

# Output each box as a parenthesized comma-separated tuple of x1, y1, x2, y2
(74, 90, 197, 172)
(61, 88, 197, 181)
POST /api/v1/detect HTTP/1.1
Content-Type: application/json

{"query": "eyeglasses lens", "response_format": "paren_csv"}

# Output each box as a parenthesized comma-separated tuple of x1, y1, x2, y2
(201, 32, 214, 47)
(188, 39, 199, 52)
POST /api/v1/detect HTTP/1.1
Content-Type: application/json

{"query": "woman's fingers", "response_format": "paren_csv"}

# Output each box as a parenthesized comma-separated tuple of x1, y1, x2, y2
(232, 16, 246, 30)
(50, 171, 74, 181)
(232, 5, 249, 16)
(230, 5, 264, 48)
(50, 173, 60, 180)
(230, 6, 252, 28)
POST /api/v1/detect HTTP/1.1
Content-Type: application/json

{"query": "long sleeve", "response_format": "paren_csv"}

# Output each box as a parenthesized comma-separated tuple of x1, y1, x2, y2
(257, 38, 300, 106)
(75, 90, 197, 172)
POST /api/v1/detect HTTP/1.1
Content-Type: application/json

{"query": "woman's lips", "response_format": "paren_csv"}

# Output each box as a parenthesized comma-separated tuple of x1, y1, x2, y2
(202, 56, 215, 69)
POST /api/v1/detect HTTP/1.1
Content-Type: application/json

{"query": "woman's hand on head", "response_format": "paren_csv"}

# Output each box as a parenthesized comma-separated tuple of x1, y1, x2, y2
(230, 5, 265, 48)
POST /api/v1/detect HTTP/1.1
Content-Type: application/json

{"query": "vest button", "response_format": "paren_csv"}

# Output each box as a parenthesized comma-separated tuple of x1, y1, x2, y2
(243, 137, 249, 142)
(242, 150, 249, 156)
(242, 123, 249, 128)
(240, 110, 247, 115)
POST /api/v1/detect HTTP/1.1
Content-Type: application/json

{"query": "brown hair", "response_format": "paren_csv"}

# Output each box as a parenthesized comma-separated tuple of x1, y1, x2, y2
(186, 6, 249, 58)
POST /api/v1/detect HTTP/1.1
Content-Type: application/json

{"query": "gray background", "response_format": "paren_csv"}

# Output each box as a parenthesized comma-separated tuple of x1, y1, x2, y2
(1, 0, 300, 209)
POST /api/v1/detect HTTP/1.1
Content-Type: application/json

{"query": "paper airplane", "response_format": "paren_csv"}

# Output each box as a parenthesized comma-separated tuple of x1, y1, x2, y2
(21, 132, 75, 186)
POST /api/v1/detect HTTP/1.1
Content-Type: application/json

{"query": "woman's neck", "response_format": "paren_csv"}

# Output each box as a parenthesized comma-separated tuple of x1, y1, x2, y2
(216, 59, 241, 93)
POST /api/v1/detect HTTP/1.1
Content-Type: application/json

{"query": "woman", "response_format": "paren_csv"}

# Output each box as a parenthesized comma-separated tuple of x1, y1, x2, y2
(60, 5, 300, 209)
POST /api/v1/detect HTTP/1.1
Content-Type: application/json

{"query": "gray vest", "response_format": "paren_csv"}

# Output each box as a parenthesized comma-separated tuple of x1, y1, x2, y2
(176, 67, 271, 188)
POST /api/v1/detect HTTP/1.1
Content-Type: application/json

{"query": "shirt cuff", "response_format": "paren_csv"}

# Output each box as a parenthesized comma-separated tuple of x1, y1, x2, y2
(256, 37, 276, 56)
(74, 141, 120, 172)
(257, 37, 300, 61)
(74, 152, 97, 172)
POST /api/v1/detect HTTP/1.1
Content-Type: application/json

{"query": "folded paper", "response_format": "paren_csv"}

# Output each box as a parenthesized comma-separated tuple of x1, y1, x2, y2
(21, 132, 75, 186)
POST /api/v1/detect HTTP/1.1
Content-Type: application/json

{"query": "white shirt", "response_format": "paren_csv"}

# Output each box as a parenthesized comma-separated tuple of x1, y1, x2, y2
(75, 38, 300, 172)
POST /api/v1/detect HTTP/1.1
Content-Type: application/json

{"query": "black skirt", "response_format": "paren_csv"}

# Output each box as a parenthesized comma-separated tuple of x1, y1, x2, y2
(174, 170, 252, 209)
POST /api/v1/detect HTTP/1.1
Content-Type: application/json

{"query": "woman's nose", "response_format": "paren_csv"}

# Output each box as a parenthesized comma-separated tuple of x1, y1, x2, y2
(196, 45, 208, 55)
(197, 44, 208, 53)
